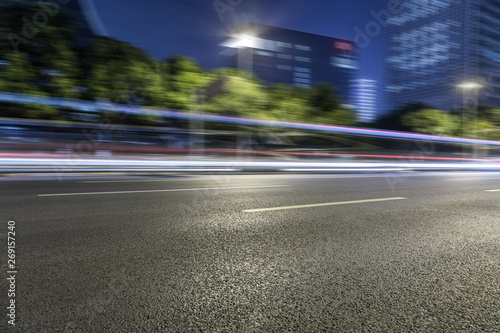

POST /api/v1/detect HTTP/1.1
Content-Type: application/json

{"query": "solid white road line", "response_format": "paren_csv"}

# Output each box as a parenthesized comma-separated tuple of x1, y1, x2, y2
(38, 185, 290, 197)
(242, 197, 407, 213)
(485, 189, 500, 192)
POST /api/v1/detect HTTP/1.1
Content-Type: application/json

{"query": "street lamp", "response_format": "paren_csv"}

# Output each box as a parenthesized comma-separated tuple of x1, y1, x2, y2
(457, 82, 484, 90)
(220, 31, 260, 158)
(220, 32, 259, 75)
(233, 33, 256, 77)
(457, 81, 484, 159)
(232, 34, 258, 48)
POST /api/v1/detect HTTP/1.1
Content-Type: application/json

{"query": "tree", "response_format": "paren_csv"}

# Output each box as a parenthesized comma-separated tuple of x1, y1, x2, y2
(0, 53, 59, 119)
(306, 83, 355, 125)
(0, 1, 82, 99)
(322, 107, 357, 126)
(204, 69, 268, 117)
(85, 37, 164, 106)
(161, 55, 208, 110)
(308, 83, 341, 116)
(375, 102, 431, 131)
(478, 108, 500, 128)
(0, 52, 38, 94)
(402, 109, 459, 136)
(266, 84, 310, 122)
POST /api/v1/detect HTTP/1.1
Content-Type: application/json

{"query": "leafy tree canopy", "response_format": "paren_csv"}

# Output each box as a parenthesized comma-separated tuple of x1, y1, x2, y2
(161, 55, 207, 110)
(85, 37, 163, 105)
(402, 109, 459, 136)
(204, 69, 268, 117)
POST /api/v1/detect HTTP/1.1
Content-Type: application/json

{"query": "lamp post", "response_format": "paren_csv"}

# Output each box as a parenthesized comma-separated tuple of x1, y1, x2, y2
(189, 89, 205, 158)
(220, 32, 258, 158)
(476, 128, 500, 159)
(235, 34, 255, 76)
(457, 81, 484, 159)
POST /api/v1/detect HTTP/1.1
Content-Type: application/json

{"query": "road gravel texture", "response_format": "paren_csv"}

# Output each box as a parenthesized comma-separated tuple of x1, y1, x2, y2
(0, 173, 499, 332)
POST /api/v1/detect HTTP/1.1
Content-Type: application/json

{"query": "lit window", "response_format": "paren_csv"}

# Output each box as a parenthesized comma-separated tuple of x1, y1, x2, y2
(294, 67, 310, 73)
(294, 72, 311, 78)
(294, 78, 311, 84)
(277, 65, 292, 70)
(330, 56, 357, 69)
(254, 50, 274, 57)
(277, 41, 292, 48)
(295, 56, 311, 63)
(295, 45, 311, 51)
(277, 53, 292, 59)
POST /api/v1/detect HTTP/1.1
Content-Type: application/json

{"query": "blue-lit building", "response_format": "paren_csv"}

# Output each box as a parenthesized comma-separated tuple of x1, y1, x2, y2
(351, 79, 377, 122)
(24, 0, 107, 43)
(385, 0, 500, 112)
(219, 23, 357, 105)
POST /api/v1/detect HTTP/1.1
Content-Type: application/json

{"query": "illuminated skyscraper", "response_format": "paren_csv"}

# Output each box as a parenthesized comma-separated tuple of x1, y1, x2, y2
(351, 79, 377, 122)
(220, 23, 357, 105)
(385, 0, 500, 111)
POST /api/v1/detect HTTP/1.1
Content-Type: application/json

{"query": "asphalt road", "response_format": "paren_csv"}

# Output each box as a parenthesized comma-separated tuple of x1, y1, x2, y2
(1, 172, 500, 332)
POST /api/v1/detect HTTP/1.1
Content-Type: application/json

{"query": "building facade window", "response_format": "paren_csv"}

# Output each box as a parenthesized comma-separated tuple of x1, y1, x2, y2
(295, 45, 311, 51)
(294, 67, 310, 73)
(254, 50, 274, 57)
(330, 56, 357, 69)
(294, 78, 311, 84)
(295, 56, 311, 63)
(277, 65, 292, 70)
(277, 41, 292, 48)
(294, 72, 311, 78)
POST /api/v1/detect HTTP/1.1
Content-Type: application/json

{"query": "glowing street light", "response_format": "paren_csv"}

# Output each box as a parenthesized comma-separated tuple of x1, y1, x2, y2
(220, 32, 259, 49)
(232, 34, 258, 49)
(220, 31, 260, 75)
(457, 81, 484, 90)
(219, 29, 262, 157)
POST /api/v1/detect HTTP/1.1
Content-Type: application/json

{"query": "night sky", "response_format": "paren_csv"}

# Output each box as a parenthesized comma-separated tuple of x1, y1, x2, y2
(92, 0, 386, 109)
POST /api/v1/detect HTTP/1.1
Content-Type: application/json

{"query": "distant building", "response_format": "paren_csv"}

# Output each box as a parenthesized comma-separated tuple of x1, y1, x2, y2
(385, 0, 500, 112)
(25, 0, 107, 44)
(219, 23, 358, 105)
(351, 79, 377, 122)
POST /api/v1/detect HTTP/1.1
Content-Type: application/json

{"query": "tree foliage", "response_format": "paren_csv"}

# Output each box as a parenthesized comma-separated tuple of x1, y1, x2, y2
(374, 103, 431, 131)
(0, 0, 81, 100)
(85, 37, 163, 105)
(402, 109, 459, 136)
(204, 69, 269, 117)
(161, 55, 208, 110)
(267, 84, 310, 122)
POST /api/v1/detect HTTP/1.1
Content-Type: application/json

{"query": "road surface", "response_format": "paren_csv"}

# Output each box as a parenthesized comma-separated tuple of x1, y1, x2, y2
(1, 172, 500, 332)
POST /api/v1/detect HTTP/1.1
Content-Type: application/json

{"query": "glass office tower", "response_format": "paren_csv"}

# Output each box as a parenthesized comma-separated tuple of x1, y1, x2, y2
(219, 23, 358, 105)
(385, 0, 500, 112)
(351, 79, 377, 122)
